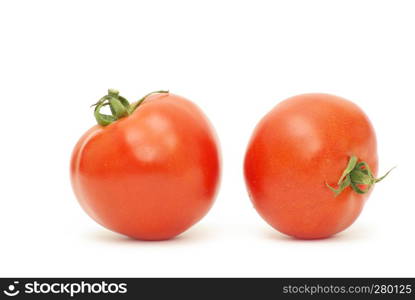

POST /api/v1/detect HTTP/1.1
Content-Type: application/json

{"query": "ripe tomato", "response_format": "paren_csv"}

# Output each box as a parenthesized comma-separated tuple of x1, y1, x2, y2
(244, 93, 389, 239)
(71, 90, 220, 240)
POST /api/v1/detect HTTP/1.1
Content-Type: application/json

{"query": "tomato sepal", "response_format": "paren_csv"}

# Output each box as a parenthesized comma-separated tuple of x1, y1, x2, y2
(326, 156, 394, 197)
(91, 89, 169, 126)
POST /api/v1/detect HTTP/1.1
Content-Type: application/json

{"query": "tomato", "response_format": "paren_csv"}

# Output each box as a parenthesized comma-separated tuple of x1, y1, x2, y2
(71, 90, 220, 240)
(244, 93, 390, 239)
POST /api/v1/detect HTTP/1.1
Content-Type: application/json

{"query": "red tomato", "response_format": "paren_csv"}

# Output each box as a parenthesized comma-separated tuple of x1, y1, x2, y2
(244, 93, 387, 239)
(71, 90, 220, 240)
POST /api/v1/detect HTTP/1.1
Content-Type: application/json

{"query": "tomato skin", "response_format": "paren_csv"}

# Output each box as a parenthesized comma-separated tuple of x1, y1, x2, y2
(71, 93, 220, 240)
(244, 94, 378, 239)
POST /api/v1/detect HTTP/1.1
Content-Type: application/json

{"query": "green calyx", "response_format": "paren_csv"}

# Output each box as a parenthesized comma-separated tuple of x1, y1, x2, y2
(326, 156, 395, 197)
(92, 89, 169, 126)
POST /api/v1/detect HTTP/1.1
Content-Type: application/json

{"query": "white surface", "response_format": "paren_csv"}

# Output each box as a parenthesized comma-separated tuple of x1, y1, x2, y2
(0, 0, 413, 277)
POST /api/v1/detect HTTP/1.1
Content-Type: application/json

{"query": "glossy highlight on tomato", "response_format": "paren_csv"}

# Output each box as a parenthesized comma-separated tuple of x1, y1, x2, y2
(244, 93, 389, 239)
(71, 90, 221, 240)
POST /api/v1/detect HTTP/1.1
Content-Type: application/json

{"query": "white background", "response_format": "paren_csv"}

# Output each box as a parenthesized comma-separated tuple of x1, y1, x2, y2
(0, 0, 413, 277)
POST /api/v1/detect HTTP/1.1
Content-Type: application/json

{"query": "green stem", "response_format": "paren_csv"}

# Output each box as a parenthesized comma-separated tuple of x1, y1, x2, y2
(92, 89, 169, 126)
(326, 156, 394, 197)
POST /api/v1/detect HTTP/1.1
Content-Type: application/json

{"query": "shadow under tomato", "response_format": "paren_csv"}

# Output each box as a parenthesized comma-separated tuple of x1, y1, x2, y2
(85, 223, 216, 245)
(262, 225, 374, 243)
